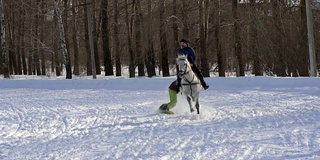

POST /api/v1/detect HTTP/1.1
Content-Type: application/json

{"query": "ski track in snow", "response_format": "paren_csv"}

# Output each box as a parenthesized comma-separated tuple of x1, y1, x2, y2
(0, 77, 320, 160)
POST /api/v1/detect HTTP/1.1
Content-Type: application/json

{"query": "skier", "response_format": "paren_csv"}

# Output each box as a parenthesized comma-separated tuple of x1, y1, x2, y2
(176, 39, 209, 90)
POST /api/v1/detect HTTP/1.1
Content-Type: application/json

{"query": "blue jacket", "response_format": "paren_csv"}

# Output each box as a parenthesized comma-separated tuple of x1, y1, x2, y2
(178, 46, 196, 64)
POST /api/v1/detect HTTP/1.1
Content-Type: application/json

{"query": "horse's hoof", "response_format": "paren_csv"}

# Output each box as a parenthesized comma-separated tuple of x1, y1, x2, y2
(190, 108, 195, 112)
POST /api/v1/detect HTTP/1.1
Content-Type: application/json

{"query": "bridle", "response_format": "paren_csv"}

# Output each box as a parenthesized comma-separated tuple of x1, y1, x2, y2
(178, 58, 190, 76)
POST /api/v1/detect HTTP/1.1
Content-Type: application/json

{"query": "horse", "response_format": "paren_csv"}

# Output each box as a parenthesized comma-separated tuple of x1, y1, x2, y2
(176, 54, 202, 114)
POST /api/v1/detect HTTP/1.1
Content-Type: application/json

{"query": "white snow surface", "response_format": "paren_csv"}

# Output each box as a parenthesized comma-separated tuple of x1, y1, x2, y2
(1, 77, 320, 160)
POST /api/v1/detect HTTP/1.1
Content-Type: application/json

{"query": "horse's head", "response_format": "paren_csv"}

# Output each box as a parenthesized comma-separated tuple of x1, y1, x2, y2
(176, 54, 191, 76)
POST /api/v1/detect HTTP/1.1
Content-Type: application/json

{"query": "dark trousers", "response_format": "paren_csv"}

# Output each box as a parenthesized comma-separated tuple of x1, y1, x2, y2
(192, 64, 206, 86)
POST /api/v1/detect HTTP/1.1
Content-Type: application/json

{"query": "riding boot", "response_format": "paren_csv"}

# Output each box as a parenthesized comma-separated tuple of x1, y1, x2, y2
(191, 65, 209, 90)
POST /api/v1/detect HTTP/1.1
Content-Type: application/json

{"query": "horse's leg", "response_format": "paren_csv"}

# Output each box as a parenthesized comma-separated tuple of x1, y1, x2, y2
(187, 96, 194, 112)
(195, 98, 200, 114)
(194, 91, 200, 114)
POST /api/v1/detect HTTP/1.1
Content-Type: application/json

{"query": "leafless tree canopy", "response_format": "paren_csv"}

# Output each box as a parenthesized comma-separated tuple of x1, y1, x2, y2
(0, 0, 319, 78)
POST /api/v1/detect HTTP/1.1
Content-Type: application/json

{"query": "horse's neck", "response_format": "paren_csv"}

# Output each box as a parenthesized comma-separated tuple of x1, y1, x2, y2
(182, 65, 196, 82)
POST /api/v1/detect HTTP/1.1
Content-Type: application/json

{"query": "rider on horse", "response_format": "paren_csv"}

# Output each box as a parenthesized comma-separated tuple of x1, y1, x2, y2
(176, 39, 209, 91)
(159, 39, 208, 113)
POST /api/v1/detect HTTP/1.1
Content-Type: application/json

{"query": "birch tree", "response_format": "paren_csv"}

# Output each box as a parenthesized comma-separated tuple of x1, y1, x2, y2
(53, 0, 72, 79)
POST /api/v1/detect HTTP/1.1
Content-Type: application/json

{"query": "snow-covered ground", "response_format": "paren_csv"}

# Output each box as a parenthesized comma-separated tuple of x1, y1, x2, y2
(0, 77, 320, 160)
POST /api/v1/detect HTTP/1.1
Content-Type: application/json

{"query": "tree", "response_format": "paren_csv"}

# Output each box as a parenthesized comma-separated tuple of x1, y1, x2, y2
(7, 0, 17, 75)
(16, 3, 23, 75)
(232, 0, 244, 76)
(181, 1, 189, 38)
(159, 0, 170, 77)
(172, 0, 179, 48)
(72, 0, 80, 75)
(249, 0, 262, 76)
(40, 0, 46, 75)
(135, 0, 145, 77)
(53, 13, 61, 77)
(272, 0, 286, 76)
(125, 0, 135, 78)
(113, 0, 121, 76)
(199, 0, 210, 77)
(89, 1, 100, 75)
(53, 0, 72, 79)
(214, 0, 225, 77)
(145, 0, 156, 77)
(85, 0, 96, 79)
(0, 0, 8, 78)
(299, 0, 312, 76)
(101, 0, 113, 76)
(83, 1, 92, 75)
(34, 0, 41, 75)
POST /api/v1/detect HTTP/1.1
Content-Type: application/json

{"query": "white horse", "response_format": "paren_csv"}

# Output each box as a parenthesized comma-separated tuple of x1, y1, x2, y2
(176, 55, 202, 114)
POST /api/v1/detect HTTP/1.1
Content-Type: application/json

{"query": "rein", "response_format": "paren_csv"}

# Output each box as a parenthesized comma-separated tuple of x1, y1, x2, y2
(178, 59, 200, 96)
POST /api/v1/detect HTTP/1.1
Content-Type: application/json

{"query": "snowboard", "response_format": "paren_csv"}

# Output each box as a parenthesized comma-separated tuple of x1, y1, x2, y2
(161, 110, 174, 114)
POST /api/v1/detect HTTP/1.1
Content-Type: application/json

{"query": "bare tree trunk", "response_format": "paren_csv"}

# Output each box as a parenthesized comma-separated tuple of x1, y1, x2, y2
(232, 0, 244, 76)
(52, 12, 61, 76)
(63, 0, 71, 75)
(145, 0, 155, 77)
(214, 0, 225, 77)
(83, 2, 92, 75)
(159, 0, 169, 77)
(125, 0, 135, 78)
(72, 0, 79, 75)
(101, 0, 113, 76)
(172, 0, 179, 47)
(34, 0, 41, 75)
(20, 7, 27, 75)
(114, 0, 121, 76)
(92, 11, 101, 75)
(85, 0, 96, 79)
(0, 0, 9, 78)
(299, 0, 310, 76)
(250, 1, 262, 76)
(53, 0, 72, 79)
(199, 0, 210, 77)
(16, 6, 23, 75)
(7, 1, 17, 75)
(182, 1, 189, 38)
(28, 8, 34, 75)
(135, 0, 145, 77)
(8, 30, 16, 75)
(91, 3, 101, 75)
(272, 0, 286, 76)
(40, 0, 46, 75)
